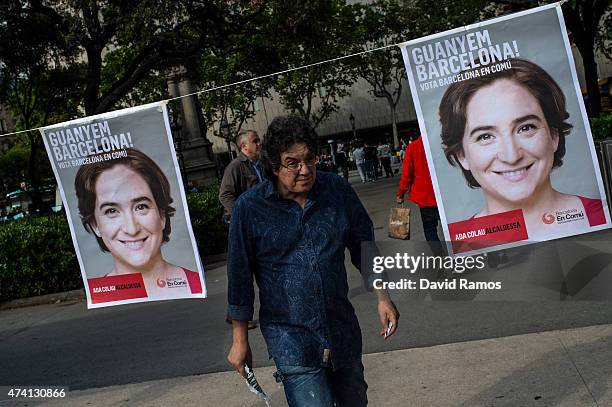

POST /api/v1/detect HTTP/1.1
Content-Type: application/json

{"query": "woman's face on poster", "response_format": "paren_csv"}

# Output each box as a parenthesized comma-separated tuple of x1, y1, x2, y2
(457, 79, 559, 206)
(91, 164, 165, 270)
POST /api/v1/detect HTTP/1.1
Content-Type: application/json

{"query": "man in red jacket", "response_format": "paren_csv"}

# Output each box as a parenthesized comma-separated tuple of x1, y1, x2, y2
(395, 135, 441, 242)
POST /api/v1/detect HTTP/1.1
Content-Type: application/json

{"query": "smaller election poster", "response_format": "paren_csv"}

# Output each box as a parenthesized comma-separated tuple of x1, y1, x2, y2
(41, 102, 206, 308)
(400, 3, 611, 255)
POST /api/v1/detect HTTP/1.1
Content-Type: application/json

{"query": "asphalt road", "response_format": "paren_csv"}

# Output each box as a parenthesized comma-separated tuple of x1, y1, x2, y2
(1, 173, 612, 390)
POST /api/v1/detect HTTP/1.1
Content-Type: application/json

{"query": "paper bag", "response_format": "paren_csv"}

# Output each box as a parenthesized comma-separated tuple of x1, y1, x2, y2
(389, 207, 410, 240)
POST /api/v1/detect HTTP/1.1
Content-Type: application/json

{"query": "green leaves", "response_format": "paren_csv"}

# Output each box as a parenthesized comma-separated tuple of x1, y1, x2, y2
(272, 0, 360, 127)
(0, 215, 80, 301)
(590, 113, 612, 141)
(185, 182, 228, 257)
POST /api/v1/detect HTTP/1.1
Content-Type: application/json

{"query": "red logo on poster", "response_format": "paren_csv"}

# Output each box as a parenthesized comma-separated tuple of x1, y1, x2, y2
(157, 278, 166, 288)
(542, 212, 555, 224)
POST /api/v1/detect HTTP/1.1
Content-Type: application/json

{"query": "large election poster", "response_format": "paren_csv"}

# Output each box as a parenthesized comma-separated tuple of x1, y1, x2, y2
(40, 102, 207, 308)
(400, 4, 611, 255)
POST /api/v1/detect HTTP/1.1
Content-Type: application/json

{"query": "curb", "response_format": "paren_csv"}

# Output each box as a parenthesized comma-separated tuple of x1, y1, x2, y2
(0, 289, 86, 311)
(204, 252, 227, 269)
(0, 253, 228, 311)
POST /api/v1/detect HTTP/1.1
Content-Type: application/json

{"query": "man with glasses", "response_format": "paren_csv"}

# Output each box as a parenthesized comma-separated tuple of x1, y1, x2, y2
(226, 115, 399, 406)
(219, 129, 262, 330)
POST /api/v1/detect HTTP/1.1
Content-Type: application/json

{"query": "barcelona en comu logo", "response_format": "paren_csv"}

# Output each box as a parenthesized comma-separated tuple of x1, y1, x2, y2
(542, 213, 555, 225)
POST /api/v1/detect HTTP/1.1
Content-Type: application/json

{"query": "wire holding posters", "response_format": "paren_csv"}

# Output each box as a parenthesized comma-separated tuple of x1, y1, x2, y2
(40, 102, 207, 308)
(400, 4, 611, 255)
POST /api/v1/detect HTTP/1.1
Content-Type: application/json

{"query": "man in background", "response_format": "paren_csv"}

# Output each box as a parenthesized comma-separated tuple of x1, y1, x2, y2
(219, 130, 263, 224)
(219, 129, 262, 329)
(377, 141, 394, 178)
(352, 142, 367, 183)
(364, 142, 378, 182)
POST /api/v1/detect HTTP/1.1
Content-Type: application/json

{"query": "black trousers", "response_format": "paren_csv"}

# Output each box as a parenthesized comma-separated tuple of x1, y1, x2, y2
(419, 206, 441, 242)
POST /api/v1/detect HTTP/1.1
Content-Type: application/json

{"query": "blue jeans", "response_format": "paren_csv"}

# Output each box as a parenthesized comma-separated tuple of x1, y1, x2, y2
(364, 160, 377, 181)
(274, 360, 368, 406)
(356, 163, 367, 182)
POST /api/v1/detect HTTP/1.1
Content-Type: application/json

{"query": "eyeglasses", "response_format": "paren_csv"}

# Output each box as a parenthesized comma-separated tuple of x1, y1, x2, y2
(279, 158, 318, 172)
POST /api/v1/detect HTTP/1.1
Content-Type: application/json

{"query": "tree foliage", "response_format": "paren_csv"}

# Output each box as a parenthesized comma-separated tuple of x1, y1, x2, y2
(0, 142, 29, 193)
(0, 0, 272, 205)
(197, 48, 272, 149)
(561, 0, 611, 117)
(353, 0, 409, 148)
(0, 0, 83, 208)
(271, 0, 360, 127)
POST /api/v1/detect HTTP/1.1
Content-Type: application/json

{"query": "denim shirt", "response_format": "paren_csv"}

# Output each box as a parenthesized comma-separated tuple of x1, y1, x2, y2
(227, 171, 374, 370)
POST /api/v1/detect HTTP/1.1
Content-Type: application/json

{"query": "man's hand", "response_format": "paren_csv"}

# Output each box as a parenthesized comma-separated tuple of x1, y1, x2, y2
(395, 196, 404, 204)
(377, 297, 400, 340)
(227, 320, 252, 378)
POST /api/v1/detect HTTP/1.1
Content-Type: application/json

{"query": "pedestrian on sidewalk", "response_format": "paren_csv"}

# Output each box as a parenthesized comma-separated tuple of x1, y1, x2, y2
(377, 141, 394, 178)
(352, 142, 367, 183)
(219, 130, 264, 224)
(336, 143, 350, 182)
(218, 129, 263, 330)
(364, 142, 378, 181)
(227, 115, 399, 407)
(396, 135, 441, 243)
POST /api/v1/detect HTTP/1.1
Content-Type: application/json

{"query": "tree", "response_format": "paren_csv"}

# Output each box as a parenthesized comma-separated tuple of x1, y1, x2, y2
(353, 0, 408, 148)
(3, 0, 269, 116)
(1, 0, 274, 205)
(0, 142, 29, 195)
(596, 7, 612, 63)
(596, 7, 612, 61)
(0, 0, 83, 210)
(561, 0, 612, 117)
(197, 50, 273, 152)
(402, 0, 496, 36)
(353, 0, 494, 148)
(272, 0, 360, 127)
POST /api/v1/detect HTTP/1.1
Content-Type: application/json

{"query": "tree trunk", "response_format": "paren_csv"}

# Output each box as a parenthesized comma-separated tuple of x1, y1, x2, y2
(84, 47, 103, 115)
(386, 94, 400, 149)
(562, 1, 603, 117)
(581, 43, 602, 117)
(26, 133, 43, 212)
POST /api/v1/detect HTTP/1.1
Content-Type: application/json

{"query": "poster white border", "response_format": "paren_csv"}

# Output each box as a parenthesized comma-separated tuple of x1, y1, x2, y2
(40, 101, 207, 308)
(400, 3, 611, 256)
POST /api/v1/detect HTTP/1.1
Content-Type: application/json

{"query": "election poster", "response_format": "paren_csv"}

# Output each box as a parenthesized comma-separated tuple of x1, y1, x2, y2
(400, 4, 611, 255)
(40, 102, 207, 308)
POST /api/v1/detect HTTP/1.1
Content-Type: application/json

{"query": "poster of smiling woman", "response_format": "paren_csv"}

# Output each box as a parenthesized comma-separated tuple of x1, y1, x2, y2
(400, 3, 611, 255)
(40, 102, 206, 308)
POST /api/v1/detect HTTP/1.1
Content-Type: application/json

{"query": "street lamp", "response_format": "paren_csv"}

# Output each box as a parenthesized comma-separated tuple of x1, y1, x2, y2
(220, 117, 233, 159)
(349, 113, 356, 140)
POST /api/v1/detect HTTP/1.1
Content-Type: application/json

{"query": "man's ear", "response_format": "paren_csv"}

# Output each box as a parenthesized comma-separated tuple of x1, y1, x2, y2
(456, 151, 470, 171)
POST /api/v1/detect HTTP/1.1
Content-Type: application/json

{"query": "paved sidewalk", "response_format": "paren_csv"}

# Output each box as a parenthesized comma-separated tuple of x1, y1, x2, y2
(14, 323, 610, 407)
